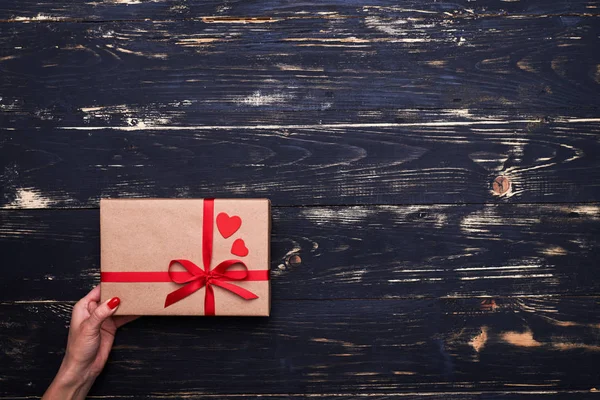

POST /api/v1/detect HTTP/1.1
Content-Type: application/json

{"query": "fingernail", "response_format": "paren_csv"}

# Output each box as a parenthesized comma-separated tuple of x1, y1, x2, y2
(108, 297, 120, 310)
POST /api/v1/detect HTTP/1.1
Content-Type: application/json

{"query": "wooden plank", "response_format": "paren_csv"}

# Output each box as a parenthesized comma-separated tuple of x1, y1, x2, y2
(2, 119, 600, 207)
(1, 297, 599, 396)
(0, 16, 598, 121)
(1, 3, 597, 400)
(0, 0, 597, 22)
(5, 392, 600, 400)
(1, 204, 598, 301)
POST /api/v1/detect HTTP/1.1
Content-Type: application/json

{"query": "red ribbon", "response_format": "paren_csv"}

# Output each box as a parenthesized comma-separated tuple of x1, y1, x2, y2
(101, 199, 267, 315)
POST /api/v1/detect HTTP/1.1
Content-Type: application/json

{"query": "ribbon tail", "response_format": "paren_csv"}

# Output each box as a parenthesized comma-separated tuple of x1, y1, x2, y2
(205, 284, 216, 316)
(164, 280, 204, 308)
(212, 280, 259, 300)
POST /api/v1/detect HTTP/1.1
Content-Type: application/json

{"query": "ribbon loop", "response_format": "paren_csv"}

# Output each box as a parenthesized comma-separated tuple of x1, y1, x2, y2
(212, 259, 249, 279)
(168, 259, 204, 284)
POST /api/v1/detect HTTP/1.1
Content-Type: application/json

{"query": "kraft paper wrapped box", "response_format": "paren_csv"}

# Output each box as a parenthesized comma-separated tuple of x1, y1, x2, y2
(100, 198, 271, 316)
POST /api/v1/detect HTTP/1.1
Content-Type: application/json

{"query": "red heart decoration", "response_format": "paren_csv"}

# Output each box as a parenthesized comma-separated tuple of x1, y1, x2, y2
(216, 212, 242, 238)
(231, 238, 249, 257)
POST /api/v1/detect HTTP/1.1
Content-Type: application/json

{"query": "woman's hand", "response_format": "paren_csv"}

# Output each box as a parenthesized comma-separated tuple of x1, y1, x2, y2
(43, 286, 137, 400)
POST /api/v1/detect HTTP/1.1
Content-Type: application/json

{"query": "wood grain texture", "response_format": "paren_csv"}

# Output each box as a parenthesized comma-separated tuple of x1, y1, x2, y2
(2, 119, 600, 207)
(3, 392, 600, 400)
(1, 297, 599, 396)
(0, 15, 598, 123)
(6, 394, 598, 400)
(1, 1, 599, 398)
(0, 0, 598, 22)
(1, 204, 598, 301)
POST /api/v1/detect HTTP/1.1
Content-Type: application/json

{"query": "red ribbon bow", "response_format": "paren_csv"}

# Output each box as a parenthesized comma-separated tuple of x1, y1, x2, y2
(164, 258, 258, 313)
(163, 198, 259, 315)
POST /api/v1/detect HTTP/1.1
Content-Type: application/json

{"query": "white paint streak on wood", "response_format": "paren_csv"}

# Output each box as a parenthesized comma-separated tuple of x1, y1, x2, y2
(382, 205, 453, 228)
(276, 64, 325, 72)
(470, 326, 488, 353)
(84, 0, 161, 4)
(364, 16, 440, 43)
(236, 91, 294, 106)
(502, 330, 542, 347)
(460, 274, 554, 280)
(558, 143, 585, 163)
(80, 106, 105, 113)
(441, 108, 474, 118)
(82, 0, 135, 3)
(300, 207, 377, 225)
(565, 205, 600, 220)
(11, 14, 67, 22)
(311, 337, 364, 348)
(80, 103, 184, 127)
(0, 97, 21, 111)
(362, 6, 439, 14)
(284, 37, 432, 45)
(460, 208, 541, 235)
(175, 38, 224, 47)
(201, 16, 281, 24)
(553, 342, 600, 351)
(468, 151, 509, 171)
(454, 265, 542, 272)
(564, 118, 600, 123)
(541, 246, 568, 256)
(424, 60, 448, 68)
(292, 44, 372, 48)
(388, 278, 444, 283)
(111, 0, 143, 4)
(56, 118, 600, 131)
(365, 16, 409, 35)
(105, 44, 167, 59)
(514, 298, 559, 314)
(503, 139, 586, 195)
(4, 188, 54, 209)
(396, 269, 446, 273)
(343, 268, 368, 283)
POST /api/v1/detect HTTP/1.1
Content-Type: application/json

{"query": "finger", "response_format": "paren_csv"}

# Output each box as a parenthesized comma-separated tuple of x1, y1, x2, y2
(87, 301, 99, 315)
(82, 285, 101, 303)
(86, 297, 120, 333)
(75, 286, 101, 311)
(114, 315, 139, 329)
(97, 330, 116, 368)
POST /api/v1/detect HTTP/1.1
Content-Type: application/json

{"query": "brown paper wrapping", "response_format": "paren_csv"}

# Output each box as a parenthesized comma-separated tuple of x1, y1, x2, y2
(100, 199, 270, 316)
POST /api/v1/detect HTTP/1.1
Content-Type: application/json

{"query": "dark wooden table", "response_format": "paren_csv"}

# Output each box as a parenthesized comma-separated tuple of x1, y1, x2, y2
(1, 1, 600, 399)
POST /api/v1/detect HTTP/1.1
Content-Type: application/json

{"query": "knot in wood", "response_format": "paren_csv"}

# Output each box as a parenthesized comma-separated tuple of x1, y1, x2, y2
(287, 254, 302, 267)
(492, 176, 511, 195)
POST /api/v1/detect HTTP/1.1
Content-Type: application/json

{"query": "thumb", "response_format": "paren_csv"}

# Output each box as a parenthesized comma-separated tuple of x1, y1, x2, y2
(86, 297, 120, 333)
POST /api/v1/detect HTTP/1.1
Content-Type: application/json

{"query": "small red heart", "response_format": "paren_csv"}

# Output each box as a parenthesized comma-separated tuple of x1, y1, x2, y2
(231, 238, 249, 257)
(216, 212, 241, 238)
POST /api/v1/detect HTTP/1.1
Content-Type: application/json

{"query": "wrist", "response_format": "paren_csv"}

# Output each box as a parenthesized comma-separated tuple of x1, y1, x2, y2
(45, 357, 95, 400)
(61, 355, 97, 384)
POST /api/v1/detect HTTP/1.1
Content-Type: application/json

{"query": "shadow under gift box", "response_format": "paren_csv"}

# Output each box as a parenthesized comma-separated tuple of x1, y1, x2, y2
(100, 198, 271, 316)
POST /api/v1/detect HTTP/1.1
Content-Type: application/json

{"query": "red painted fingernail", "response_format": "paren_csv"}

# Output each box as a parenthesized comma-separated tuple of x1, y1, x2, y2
(108, 297, 120, 310)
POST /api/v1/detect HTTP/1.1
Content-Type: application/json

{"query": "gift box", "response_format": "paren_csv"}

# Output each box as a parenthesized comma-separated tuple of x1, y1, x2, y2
(100, 198, 270, 316)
